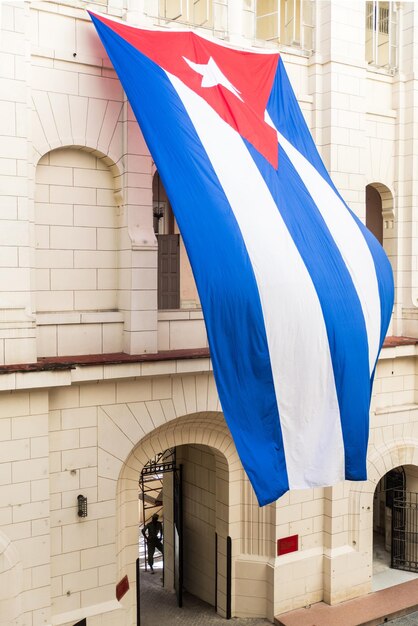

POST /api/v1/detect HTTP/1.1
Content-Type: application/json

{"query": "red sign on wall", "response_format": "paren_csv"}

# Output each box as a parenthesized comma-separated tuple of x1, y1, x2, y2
(277, 534, 298, 556)
(116, 575, 129, 601)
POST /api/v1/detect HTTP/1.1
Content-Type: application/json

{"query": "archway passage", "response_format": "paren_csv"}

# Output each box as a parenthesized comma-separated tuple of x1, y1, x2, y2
(139, 449, 173, 577)
(118, 411, 241, 623)
(373, 466, 418, 591)
(136, 441, 231, 623)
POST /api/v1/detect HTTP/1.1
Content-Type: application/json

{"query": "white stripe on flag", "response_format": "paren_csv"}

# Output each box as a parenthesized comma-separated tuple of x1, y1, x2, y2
(168, 72, 345, 490)
(270, 122, 381, 375)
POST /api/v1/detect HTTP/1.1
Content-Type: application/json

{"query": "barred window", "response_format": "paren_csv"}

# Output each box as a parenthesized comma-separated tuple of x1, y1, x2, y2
(255, 0, 313, 52)
(366, 1, 398, 70)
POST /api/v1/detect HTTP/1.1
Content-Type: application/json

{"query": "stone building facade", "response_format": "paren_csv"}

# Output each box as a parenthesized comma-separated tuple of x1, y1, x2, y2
(1, 1, 418, 625)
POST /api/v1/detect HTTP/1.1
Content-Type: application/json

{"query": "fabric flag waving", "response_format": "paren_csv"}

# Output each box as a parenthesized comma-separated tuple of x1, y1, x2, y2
(89, 12, 394, 506)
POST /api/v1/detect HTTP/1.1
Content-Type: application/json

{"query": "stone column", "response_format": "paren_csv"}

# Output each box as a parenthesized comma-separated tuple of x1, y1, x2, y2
(118, 99, 158, 355)
(0, 1, 36, 365)
(310, 0, 367, 219)
(394, 5, 418, 336)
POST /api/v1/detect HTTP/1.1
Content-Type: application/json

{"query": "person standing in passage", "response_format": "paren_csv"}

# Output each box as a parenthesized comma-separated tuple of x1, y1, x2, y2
(142, 513, 163, 573)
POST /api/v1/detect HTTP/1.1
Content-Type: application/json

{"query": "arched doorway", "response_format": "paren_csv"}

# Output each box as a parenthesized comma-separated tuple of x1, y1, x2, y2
(373, 466, 418, 590)
(116, 412, 241, 625)
(138, 443, 228, 618)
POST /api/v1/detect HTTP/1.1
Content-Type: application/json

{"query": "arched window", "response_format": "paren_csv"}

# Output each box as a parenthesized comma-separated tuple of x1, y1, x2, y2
(153, 172, 180, 309)
(366, 184, 383, 245)
(152, 172, 201, 311)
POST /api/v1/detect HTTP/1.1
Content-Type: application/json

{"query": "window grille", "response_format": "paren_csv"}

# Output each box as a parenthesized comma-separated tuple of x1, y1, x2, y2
(365, 1, 398, 71)
(379, 6, 389, 35)
(255, 0, 314, 52)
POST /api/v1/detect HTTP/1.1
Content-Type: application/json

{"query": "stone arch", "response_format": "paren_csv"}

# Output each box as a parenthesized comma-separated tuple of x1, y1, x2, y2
(31, 91, 124, 171)
(114, 411, 242, 622)
(34, 147, 120, 302)
(34, 144, 125, 355)
(0, 530, 23, 624)
(365, 181, 397, 332)
(34, 144, 123, 206)
(365, 181, 395, 246)
(349, 439, 418, 552)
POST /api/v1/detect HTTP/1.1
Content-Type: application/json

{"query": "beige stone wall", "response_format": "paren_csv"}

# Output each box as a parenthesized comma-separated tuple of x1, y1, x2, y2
(2, 1, 418, 625)
(0, 390, 50, 626)
(35, 147, 124, 357)
(177, 444, 216, 605)
(28, 2, 159, 358)
(0, 0, 37, 367)
(0, 342, 417, 623)
(1, 0, 409, 365)
(405, 465, 418, 492)
(35, 148, 119, 314)
(0, 530, 23, 626)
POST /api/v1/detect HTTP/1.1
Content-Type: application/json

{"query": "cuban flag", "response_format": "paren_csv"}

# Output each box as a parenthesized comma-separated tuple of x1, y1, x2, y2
(89, 12, 394, 506)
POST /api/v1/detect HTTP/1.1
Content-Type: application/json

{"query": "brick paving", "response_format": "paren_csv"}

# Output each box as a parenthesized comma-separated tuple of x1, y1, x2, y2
(139, 566, 271, 626)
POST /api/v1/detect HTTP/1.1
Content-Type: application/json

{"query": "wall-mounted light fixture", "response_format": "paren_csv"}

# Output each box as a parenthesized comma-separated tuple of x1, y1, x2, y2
(77, 494, 88, 518)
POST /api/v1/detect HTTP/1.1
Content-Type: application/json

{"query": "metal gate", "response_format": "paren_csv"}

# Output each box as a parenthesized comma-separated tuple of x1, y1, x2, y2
(392, 489, 418, 572)
(138, 450, 183, 625)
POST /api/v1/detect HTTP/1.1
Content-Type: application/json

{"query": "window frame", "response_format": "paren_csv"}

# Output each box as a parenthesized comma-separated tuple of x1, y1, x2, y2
(254, 0, 314, 54)
(365, 0, 398, 72)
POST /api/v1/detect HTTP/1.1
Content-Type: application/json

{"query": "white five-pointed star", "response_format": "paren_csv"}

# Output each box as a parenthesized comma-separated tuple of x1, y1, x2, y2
(183, 56, 243, 102)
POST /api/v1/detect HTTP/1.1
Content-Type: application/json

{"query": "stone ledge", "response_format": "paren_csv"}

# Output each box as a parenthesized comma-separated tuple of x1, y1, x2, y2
(0, 347, 210, 375)
(0, 336, 414, 383)
(275, 578, 418, 626)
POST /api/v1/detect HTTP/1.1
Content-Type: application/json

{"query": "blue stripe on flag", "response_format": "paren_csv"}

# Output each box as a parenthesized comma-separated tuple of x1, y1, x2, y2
(267, 58, 331, 184)
(269, 59, 394, 365)
(247, 139, 370, 481)
(90, 13, 289, 505)
(351, 215, 394, 357)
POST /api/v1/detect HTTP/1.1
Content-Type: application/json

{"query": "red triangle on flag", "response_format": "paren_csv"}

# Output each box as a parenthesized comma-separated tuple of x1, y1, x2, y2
(90, 12, 280, 168)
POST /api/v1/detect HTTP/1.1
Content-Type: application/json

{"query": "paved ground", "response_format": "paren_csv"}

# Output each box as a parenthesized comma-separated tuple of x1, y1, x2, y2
(139, 564, 271, 626)
(386, 613, 418, 625)
(139, 558, 418, 625)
